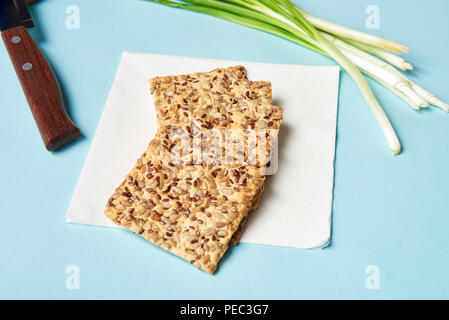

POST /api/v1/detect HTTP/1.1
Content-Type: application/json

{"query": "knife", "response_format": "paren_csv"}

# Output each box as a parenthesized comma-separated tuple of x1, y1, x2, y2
(0, 0, 80, 151)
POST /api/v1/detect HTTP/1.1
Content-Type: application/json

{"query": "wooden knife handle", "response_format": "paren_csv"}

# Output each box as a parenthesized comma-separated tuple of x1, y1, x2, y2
(2, 26, 80, 151)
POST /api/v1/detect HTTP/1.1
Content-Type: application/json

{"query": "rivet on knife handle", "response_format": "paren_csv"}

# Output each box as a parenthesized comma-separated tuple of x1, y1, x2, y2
(1, 26, 80, 151)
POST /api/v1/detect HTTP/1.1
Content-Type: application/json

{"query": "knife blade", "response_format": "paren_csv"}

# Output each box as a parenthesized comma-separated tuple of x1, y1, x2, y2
(1, 0, 80, 151)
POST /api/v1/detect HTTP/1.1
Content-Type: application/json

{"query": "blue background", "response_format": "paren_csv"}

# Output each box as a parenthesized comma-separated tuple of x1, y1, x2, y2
(1, 0, 448, 299)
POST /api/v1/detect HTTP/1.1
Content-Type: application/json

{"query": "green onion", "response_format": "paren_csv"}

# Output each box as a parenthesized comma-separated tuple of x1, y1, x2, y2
(144, 0, 448, 154)
(295, 6, 410, 54)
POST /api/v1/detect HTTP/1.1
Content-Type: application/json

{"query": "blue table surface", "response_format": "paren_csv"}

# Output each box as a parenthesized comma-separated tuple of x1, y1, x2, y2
(1, 0, 448, 299)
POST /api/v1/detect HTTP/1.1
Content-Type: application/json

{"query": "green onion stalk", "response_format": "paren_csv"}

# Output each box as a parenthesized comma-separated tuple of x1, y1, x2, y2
(143, 0, 448, 155)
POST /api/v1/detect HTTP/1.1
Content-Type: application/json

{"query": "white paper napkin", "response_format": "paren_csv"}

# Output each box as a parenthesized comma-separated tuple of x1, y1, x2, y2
(66, 52, 339, 249)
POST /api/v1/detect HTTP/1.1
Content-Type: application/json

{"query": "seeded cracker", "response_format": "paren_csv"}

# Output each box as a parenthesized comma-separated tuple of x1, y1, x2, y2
(105, 66, 282, 273)
(150, 66, 279, 130)
(105, 127, 265, 274)
(150, 66, 282, 243)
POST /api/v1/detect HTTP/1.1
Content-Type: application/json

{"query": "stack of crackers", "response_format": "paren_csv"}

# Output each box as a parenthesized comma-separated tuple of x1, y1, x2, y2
(105, 66, 283, 273)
